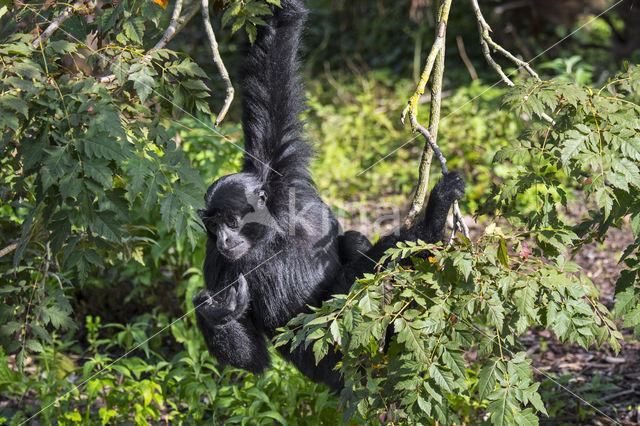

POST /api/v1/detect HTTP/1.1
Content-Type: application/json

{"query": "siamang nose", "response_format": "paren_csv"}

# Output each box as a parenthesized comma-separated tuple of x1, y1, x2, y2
(216, 227, 234, 251)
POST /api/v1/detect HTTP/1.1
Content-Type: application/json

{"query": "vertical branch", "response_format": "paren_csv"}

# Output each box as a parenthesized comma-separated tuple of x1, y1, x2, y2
(201, 0, 234, 126)
(406, 45, 445, 224)
(404, 0, 450, 226)
(402, 0, 469, 239)
(151, 0, 184, 51)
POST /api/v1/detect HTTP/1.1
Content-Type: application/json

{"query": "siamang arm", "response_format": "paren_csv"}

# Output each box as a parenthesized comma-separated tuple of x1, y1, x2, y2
(196, 316, 271, 373)
(194, 274, 271, 373)
(240, 0, 312, 184)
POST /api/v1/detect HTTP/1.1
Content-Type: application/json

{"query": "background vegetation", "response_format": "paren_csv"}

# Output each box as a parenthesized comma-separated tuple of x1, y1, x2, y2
(1, 0, 639, 424)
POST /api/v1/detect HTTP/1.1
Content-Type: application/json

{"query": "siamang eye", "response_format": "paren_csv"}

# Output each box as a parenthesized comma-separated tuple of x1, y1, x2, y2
(227, 216, 240, 229)
(204, 218, 218, 232)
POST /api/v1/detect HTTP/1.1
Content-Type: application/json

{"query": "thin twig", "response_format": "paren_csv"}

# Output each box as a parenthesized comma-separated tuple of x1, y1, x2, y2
(201, 0, 234, 127)
(448, 218, 458, 245)
(456, 35, 478, 81)
(30, 0, 86, 50)
(453, 202, 469, 238)
(470, 0, 555, 124)
(98, 1, 200, 84)
(415, 123, 447, 174)
(0, 242, 19, 259)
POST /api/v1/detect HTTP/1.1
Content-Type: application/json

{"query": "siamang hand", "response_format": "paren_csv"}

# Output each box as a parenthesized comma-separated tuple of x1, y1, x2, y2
(193, 273, 250, 326)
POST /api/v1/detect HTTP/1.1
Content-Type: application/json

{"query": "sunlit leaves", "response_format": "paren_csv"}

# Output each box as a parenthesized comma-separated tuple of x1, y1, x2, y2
(278, 236, 620, 424)
(0, 0, 214, 367)
(493, 67, 640, 335)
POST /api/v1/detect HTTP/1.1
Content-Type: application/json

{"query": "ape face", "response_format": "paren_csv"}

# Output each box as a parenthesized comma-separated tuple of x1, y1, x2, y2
(198, 173, 271, 261)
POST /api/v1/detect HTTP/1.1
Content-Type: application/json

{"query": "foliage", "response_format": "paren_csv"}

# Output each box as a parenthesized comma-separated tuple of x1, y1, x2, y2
(489, 65, 640, 336)
(277, 65, 640, 424)
(0, 312, 342, 424)
(0, 0, 212, 371)
(277, 235, 620, 424)
(1, 0, 638, 423)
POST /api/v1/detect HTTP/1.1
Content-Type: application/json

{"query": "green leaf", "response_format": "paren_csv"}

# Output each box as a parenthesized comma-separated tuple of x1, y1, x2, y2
(123, 18, 144, 44)
(221, 2, 242, 28)
(498, 237, 509, 268)
(83, 158, 113, 188)
(25, 339, 44, 353)
(513, 408, 539, 426)
(160, 193, 179, 228)
(92, 213, 121, 242)
(312, 337, 329, 364)
(428, 364, 453, 393)
(478, 359, 499, 400)
(231, 15, 246, 34)
(42, 306, 75, 329)
(0, 95, 28, 117)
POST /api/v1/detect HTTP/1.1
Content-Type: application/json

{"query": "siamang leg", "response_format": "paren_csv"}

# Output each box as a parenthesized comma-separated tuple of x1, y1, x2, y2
(339, 230, 373, 264)
(344, 172, 465, 282)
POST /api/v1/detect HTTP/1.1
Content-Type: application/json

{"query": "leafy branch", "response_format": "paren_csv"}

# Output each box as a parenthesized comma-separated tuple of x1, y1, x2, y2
(30, 0, 87, 50)
(470, 0, 555, 124)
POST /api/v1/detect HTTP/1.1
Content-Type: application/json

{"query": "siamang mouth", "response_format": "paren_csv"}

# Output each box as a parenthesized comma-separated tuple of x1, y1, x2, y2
(219, 242, 248, 260)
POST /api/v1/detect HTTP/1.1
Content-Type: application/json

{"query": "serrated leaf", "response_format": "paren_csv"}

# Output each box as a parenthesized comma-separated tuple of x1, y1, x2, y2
(498, 237, 509, 268)
(25, 339, 44, 353)
(130, 66, 155, 103)
(478, 359, 499, 400)
(428, 364, 453, 393)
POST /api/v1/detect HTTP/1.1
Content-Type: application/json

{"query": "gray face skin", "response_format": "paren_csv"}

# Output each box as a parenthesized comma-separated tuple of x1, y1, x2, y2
(199, 173, 271, 261)
(210, 215, 249, 260)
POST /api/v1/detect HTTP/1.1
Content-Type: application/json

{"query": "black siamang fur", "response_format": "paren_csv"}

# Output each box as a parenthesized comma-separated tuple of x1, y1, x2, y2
(193, 0, 465, 391)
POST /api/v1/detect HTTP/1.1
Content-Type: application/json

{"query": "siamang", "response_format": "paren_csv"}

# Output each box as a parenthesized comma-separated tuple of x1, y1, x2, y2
(193, 0, 465, 391)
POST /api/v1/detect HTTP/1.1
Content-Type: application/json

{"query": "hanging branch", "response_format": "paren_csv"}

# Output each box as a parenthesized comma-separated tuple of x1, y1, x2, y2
(402, 0, 469, 240)
(98, 1, 200, 84)
(201, 0, 234, 127)
(30, 0, 86, 50)
(470, 0, 555, 124)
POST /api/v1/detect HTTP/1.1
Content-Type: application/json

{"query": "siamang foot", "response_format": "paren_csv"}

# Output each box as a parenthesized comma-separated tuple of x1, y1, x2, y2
(193, 273, 250, 326)
(433, 172, 465, 204)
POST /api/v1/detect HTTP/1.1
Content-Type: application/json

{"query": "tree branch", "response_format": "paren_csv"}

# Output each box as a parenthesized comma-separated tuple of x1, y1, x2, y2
(456, 35, 478, 81)
(153, 0, 185, 52)
(0, 242, 19, 259)
(470, 0, 555, 124)
(201, 0, 234, 127)
(402, 0, 469, 240)
(30, 0, 86, 50)
(98, 1, 200, 84)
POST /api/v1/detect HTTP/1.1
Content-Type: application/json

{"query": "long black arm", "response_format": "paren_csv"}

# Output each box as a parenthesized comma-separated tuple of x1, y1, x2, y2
(240, 0, 312, 184)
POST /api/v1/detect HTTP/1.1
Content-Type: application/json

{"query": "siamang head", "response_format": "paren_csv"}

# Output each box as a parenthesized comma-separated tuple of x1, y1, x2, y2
(198, 173, 277, 261)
